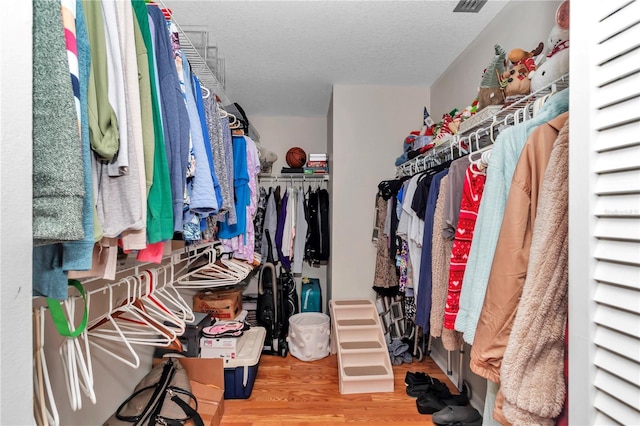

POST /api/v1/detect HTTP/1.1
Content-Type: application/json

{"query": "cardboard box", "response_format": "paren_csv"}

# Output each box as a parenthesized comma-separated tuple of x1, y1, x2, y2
(154, 357, 225, 426)
(194, 288, 243, 320)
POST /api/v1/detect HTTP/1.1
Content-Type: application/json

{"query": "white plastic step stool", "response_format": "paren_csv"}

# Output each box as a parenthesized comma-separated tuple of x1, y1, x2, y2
(329, 299, 394, 394)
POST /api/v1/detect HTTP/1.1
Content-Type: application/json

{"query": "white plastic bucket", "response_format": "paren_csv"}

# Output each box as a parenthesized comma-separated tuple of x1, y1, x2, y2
(287, 312, 331, 361)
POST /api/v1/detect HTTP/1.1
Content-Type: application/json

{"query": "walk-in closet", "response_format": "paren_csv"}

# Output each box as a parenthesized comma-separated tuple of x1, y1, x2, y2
(1, 0, 639, 425)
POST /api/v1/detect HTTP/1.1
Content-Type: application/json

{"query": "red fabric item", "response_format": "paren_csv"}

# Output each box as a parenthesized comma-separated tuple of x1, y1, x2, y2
(444, 164, 486, 329)
(419, 143, 435, 154)
(136, 241, 166, 263)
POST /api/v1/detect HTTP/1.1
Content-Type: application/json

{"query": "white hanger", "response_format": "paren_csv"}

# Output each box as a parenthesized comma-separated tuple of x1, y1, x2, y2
(33, 306, 60, 426)
(153, 263, 194, 324)
(175, 246, 244, 288)
(201, 85, 210, 99)
(57, 288, 96, 412)
(110, 276, 178, 346)
(138, 269, 186, 335)
(86, 284, 140, 369)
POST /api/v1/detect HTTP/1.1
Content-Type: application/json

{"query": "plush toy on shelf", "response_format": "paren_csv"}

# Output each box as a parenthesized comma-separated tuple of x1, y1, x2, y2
(531, 0, 570, 92)
(508, 43, 544, 79)
(500, 62, 532, 98)
(500, 43, 545, 98)
(477, 44, 507, 111)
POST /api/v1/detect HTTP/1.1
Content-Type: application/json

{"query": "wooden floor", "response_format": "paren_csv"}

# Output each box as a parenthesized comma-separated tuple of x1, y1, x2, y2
(221, 353, 457, 425)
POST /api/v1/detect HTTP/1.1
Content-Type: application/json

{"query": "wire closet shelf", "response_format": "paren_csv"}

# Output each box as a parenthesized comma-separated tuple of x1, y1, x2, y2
(395, 73, 569, 178)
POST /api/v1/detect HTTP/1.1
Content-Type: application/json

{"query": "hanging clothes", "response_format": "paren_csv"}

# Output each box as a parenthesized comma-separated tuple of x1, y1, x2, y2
(429, 175, 463, 351)
(204, 96, 234, 223)
(443, 163, 486, 330)
(217, 135, 249, 239)
(132, 0, 173, 246)
(500, 117, 570, 426)
(219, 135, 260, 260)
(454, 88, 569, 345)
(305, 186, 330, 266)
(62, 0, 94, 271)
(180, 49, 217, 221)
(373, 194, 399, 295)
(396, 175, 423, 297)
(97, 0, 144, 245)
(442, 157, 471, 240)
(415, 169, 448, 332)
(192, 75, 224, 210)
(292, 187, 308, 275)
(275, 189, 290, 270)
(116, 0, 148, 251)
(253, 186, 268, 253)
(470, 111, 569, 383)
(261, 187, 279, 263)
(148, 4, 190, 234)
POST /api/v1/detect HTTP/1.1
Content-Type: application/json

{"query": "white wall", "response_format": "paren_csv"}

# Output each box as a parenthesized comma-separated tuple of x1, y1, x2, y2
(430, 1, 562, 119)
(249, 115, 327, 173)
(330, 85, 430, 301)
(1, 1, 34, 424)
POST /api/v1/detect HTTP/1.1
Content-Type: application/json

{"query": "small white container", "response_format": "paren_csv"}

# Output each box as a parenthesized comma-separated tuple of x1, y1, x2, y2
(287, 312, 331, 361)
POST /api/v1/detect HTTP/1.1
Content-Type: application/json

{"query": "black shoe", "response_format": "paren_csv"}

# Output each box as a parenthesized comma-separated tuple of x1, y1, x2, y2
(404, 371, 433, 387)
(432, 405, 482, 425)
(416, 392, 470, 415)
(406, 378, 451, 398)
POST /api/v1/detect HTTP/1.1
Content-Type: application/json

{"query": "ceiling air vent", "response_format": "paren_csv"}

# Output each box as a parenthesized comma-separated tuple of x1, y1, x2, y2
(453, 0, 488, 13)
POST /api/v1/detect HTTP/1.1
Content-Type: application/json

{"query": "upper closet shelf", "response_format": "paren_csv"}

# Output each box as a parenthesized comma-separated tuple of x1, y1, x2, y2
(161, 1, 261, 142)
(258, 173, 330, 182)
(396, 73, 569, 178)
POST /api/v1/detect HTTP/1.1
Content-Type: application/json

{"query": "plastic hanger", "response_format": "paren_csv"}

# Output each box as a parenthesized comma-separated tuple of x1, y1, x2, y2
(33, 306, 60, 426)
(87, 284, 141, 369)
(153, 263, 195, 324)
(138, 269, 186, 335)
(175, 246, 244, 288)
(110, 276, 178, 346)
(201, 85, 210, 99)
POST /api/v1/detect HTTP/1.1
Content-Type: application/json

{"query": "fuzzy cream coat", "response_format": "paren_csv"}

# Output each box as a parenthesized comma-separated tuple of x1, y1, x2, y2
(499, 118, 570, 425)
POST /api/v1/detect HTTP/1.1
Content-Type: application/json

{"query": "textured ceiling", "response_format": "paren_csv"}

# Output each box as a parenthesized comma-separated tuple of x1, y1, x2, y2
(165, 1, 510, 117)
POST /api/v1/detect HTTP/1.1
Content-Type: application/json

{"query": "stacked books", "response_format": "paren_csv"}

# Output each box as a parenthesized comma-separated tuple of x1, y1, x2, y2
(304, 153, 328, 174)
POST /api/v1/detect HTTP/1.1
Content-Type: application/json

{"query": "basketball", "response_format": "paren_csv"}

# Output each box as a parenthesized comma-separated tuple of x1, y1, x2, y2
(286, 147, 307, 168)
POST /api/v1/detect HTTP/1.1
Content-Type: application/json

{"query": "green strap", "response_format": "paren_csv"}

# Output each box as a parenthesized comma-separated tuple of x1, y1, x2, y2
(46, 280, 89, 338)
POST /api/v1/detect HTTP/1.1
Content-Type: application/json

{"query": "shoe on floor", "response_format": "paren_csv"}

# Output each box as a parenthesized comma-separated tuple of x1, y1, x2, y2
(416, 392, 470, 415)
(432, 405, 482, 425)
(405, 371, 433, 387)
(406, 379, 451, 398)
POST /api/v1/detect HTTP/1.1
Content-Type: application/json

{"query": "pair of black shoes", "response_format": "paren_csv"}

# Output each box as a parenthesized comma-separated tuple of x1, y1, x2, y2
(405, 372, 481, 425)
(405, 371, 451, 398)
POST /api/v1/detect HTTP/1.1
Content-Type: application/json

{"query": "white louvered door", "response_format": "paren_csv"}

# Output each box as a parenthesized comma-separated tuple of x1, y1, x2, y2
(570, 1, 640, 425)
